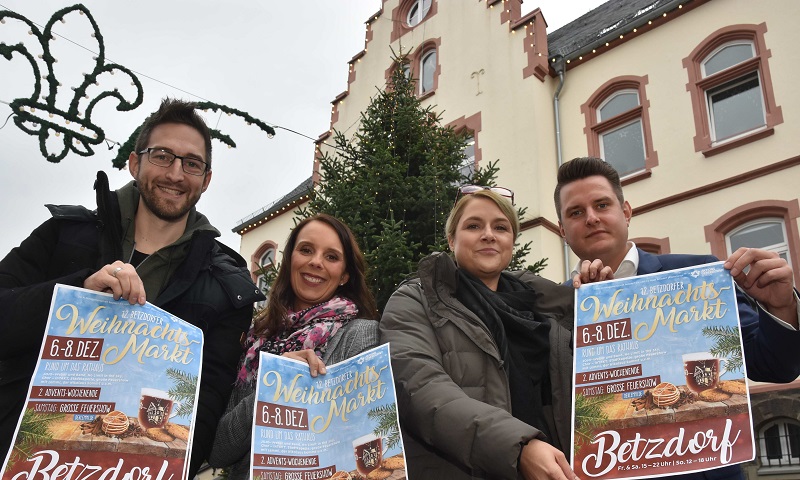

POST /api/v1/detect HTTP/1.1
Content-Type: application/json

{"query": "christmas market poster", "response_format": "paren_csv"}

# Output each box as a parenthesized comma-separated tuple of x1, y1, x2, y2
(252, 344, 406, 480)
(571, 262, 754, 479)
(1, 284, 203, 480)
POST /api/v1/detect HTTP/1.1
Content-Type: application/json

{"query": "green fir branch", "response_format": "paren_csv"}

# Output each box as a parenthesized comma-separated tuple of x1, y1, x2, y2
(702, 325, 743, 373)
(166, 368, 199, 417)
(368, 404, 401, 450)
(9, 408, 62, 469)
(574, 394, 612, 457)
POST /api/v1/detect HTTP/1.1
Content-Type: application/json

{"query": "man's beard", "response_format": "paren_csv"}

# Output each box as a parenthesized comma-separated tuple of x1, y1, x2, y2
(138, 182, 200, 221)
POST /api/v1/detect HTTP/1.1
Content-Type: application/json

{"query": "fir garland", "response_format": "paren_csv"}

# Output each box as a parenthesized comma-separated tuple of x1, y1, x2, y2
(1, 4, 143, 163)
(112, 100, 277, 169)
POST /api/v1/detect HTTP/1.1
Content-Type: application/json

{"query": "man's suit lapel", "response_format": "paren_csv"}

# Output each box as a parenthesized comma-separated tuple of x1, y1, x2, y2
(636, 248, 664, 275)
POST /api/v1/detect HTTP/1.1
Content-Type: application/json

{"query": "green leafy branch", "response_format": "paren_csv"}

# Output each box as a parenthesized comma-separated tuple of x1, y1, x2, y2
(9, 408, 62, 469)
(166, 368, 199, 417)
(368, 403, 401, 450)
(574, 393, 612, 458)
(702, 325, 743, 373)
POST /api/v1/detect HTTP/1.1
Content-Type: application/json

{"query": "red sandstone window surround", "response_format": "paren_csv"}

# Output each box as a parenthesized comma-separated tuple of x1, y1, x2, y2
(704, 199, 800, 284)
(682, 23, 783, 157)
(581, 75, 658, 185)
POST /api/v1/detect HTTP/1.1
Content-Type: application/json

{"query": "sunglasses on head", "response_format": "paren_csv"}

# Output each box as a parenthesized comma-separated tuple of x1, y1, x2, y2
(455, 185, 515, 206)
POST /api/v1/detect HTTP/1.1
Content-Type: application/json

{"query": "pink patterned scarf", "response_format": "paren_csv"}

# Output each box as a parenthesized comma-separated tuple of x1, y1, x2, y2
(236, 295, 358, 386)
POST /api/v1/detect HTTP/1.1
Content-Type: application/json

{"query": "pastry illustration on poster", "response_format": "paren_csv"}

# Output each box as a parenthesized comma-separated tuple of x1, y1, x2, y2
(1, 284, 203, 480)
(252, 344, 407, 480)
(571, 262, 755, 479)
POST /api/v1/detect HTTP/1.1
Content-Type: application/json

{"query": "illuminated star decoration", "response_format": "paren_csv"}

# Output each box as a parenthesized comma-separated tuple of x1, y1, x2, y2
(112, 101, 277, 169)
(0, 4, 143, 163)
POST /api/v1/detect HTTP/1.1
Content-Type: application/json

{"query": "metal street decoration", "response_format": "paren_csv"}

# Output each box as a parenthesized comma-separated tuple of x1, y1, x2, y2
(0, 4, 143, 162)
(1, 4, 276, 168)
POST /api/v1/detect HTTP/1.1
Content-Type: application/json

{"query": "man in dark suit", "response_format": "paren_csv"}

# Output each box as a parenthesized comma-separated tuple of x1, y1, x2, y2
(554, 156, 800, 480)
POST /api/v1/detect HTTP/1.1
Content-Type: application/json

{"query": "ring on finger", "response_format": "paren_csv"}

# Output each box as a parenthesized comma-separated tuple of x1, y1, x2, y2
(111, 267, 123, 278)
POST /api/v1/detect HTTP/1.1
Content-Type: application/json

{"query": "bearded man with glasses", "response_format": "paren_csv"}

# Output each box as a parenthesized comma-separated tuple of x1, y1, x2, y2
(0, 98, 264, 476)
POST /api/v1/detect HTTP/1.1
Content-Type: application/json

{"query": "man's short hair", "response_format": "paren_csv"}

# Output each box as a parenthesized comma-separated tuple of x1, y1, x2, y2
(554, 157, 625, 220)
(134, 98, 213, 168)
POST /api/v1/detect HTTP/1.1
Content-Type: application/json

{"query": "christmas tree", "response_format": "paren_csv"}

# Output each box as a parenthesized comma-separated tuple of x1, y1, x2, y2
(305, 54, 542, 310)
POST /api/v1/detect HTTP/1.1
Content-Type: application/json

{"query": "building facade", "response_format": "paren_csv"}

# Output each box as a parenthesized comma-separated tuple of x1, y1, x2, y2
(235, 1, 799, 474)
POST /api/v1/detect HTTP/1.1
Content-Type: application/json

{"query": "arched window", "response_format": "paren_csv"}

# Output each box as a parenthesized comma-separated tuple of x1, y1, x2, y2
(406, 0, 431, 27)
(385, 39, 441, 97)
(581, 76, 657, 183)
(447, 112, 482, 183)
(704, 200, 800, 285)
(683, 24, 782, 156)
(703, 41, 764, 143)
(726, 219, 791, 267)
(420, 49, 437, 94)
(458, 135, 476, 179)
(257, 247, 276, 293)
(758, 419, 800, 469)
(391, 0, 437, 42)
(402, 62, 411, 80)
(597, 90, 645, 178)
(252, 244, 277, 306)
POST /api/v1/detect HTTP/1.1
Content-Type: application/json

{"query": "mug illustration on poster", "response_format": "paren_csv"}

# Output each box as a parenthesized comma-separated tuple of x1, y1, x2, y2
(352, 433, 384, 476)
(139, 387, 180, 429)
(682, 352, 728, 394)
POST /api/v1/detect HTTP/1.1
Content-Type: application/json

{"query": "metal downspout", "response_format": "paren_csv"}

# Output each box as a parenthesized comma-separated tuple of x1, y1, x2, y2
(552, 55, 571, 281)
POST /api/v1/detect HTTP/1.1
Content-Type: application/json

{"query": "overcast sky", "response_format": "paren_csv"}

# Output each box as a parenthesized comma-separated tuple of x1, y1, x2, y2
(0, 0, 605, 257)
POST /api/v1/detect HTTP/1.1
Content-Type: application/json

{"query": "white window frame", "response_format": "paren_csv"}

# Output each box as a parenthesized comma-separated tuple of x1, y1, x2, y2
(402, 63, 411, 80)
(757, 419, 800, 474)
(407, 0, 432, 27)
(701, 40, 766, 145)
(701, 41, 755, 77)
(598, 120, 646, 178)
(706, 71, 766, 144)
(420, 49, 436, 94)
(595, 89, 646, 178)
(256, 248, 276, 306)
(597, 89, 639, 122)
(725, 218, 791, 269)
(458, 135, 475, 180)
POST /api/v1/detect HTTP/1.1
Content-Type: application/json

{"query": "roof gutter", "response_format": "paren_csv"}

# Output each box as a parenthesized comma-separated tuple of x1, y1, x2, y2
(551, 54, 571, 281)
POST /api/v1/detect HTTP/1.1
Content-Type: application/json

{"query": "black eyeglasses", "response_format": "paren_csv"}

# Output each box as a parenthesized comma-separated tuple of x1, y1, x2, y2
(455, 184, 514, 206)
(139, 148, 209, 176)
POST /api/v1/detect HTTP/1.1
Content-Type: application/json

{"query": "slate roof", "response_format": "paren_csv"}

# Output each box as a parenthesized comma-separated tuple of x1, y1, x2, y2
(548, 0, 687, 61)
(232, 176, 313, 233)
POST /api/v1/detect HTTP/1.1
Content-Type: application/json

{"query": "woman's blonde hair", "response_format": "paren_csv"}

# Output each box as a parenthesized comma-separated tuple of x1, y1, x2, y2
(445, 189, 519, 242)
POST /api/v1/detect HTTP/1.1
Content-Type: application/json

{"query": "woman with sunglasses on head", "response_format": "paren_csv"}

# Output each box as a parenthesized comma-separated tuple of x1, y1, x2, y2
(380, 187, 578, 480)
(208, 214, 379, 480)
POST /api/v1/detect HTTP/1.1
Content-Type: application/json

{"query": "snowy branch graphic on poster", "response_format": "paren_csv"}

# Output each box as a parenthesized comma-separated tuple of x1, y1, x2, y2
(571, 262, 755, 479)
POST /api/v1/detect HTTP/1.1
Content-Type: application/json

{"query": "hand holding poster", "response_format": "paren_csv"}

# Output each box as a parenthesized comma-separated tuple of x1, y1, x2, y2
(571, 263, 754, 479)
(1, 284, 203, 480)
(252, 344, 407, 480)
